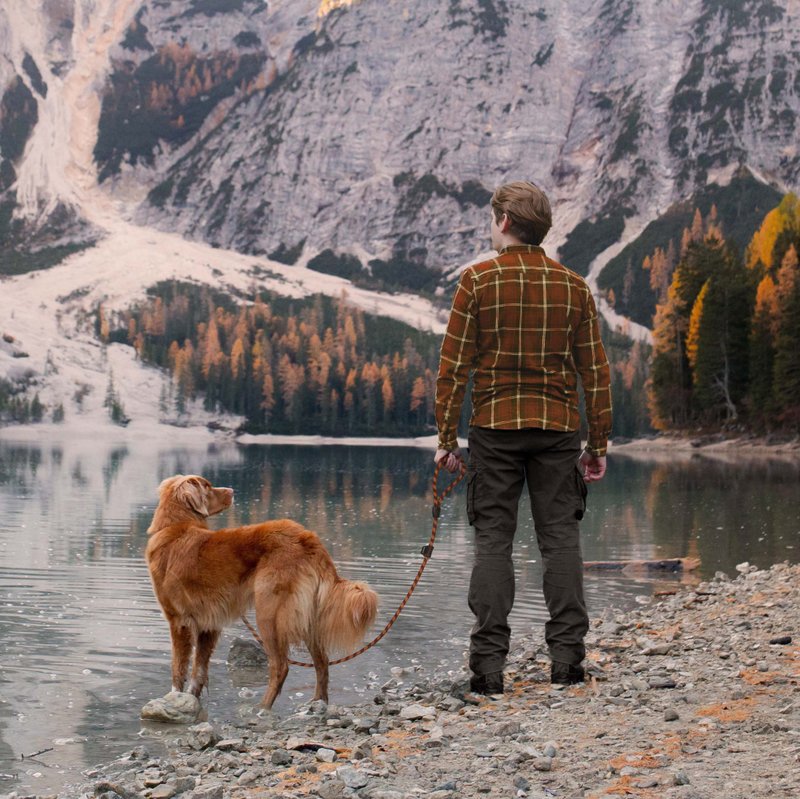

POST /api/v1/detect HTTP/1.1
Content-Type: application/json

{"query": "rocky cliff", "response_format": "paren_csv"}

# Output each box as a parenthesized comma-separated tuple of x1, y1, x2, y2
(2, 0, 799, 287)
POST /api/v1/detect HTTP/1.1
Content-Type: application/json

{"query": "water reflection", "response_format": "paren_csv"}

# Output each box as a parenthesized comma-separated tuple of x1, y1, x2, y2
(0, 436, 798, 794)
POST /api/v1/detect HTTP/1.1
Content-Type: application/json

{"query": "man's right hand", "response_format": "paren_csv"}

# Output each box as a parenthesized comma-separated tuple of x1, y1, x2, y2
(579, 450, 606, 482)
(434, 447, 464, 474)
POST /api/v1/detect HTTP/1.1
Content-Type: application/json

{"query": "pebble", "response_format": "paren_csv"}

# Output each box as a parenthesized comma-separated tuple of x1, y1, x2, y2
(316, 747, 337, 763)
(337, 765, 370, 789)
(664, 708, 680, 721)
(400, 703, 436, 720)
(674, 770, 691, 785)
(649, 676, 677, 689)
(270, 748, 292, 765)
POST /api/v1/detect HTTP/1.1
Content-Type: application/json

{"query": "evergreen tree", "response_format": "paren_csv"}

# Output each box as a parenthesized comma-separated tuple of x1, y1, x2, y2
(687, 244, 753, 422)
(748, 275, 778, 417)
(30, 394, 44, 422)
(773, 245, 800, 425)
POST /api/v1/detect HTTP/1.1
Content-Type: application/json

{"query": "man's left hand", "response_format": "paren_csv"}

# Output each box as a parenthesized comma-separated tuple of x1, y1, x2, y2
(579, 450, 606, 482)
(434, 447, 464, 473)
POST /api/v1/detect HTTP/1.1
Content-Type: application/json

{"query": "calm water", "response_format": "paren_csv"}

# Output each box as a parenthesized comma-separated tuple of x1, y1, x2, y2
(0, 435, 798, 793)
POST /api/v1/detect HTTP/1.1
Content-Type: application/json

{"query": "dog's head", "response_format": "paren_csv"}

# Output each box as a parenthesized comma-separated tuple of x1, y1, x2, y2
(147, 475, 234, 533)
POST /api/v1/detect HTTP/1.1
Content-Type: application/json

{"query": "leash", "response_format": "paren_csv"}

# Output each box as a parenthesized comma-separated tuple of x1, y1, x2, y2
(241, 460, 467, 667)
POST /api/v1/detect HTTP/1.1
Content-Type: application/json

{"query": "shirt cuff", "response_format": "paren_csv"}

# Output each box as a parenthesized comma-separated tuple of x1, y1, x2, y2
(585, 441, 607, 457)
(437, 434, 459, 451)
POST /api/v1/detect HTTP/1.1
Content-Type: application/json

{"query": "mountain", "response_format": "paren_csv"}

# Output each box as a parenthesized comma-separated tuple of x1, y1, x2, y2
(4, 1, 800, 280)
(1, 0, 799, 431)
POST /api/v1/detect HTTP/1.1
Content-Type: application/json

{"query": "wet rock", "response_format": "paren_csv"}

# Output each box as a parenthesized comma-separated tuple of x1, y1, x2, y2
(227, 637, 268, 668)
(140, 692, 203, 724)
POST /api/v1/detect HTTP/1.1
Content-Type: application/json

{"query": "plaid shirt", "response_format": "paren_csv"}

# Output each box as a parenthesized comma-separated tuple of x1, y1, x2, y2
(435, 244, 612, 455)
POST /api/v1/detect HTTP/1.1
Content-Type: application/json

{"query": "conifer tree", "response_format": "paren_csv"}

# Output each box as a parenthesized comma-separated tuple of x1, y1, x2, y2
(686, 244, 753, 422)
(748, 275, 778, 417)
(772, 245, 800, 424)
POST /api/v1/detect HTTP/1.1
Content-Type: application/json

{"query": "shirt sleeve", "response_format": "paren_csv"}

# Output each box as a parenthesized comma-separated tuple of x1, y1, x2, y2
(435, 268, 478, 451)
(573, 288, 613, 456)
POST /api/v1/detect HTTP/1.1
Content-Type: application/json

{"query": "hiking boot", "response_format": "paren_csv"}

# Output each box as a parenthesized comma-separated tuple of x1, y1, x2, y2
(550, 662, 585, 685)
(469, 671, 504, 695)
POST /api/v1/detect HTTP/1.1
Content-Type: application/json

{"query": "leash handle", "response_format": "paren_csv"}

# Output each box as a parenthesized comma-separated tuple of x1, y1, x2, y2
(242, 460, 467, 667)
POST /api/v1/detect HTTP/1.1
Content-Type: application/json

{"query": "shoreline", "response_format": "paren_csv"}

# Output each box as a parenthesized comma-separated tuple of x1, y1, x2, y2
(610, 432, 800, 460)
(18, 561, 798, 799)
(2, 419, 799, 462)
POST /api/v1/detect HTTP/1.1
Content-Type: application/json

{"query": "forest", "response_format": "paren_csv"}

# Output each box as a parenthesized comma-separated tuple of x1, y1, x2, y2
(642, 193, 800, 432)
(100, 286, 443, 436)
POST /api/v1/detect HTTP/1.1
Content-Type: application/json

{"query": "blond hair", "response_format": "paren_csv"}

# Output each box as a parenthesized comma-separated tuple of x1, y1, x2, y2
(491, 181, 552, 245)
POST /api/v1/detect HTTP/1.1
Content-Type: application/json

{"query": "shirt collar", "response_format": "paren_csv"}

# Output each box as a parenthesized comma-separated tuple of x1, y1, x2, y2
(498, 244, 546, 256)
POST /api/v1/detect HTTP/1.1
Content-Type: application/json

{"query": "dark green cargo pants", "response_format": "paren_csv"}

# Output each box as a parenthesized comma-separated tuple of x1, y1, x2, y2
(466, 426, 589, 676)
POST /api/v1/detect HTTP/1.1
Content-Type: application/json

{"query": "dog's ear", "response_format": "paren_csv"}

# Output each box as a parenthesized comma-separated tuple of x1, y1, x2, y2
(176, 476, 210, 517)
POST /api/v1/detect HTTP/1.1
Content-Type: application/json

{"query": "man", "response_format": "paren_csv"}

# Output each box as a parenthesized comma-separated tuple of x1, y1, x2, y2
(435, 180, 612, 695)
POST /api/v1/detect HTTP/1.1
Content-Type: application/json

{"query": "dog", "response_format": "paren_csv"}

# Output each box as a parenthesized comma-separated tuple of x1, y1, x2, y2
(145, 474, 378, 708)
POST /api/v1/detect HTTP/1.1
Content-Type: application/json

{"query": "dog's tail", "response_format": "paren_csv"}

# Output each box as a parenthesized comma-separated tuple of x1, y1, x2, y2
(317, 578, 378, 655)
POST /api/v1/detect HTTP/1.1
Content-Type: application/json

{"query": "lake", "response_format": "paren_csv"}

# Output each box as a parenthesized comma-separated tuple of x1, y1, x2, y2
(0, 434, 798, 793)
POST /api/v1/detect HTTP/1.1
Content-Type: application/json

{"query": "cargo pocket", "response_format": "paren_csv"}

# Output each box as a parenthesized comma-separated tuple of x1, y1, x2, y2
(575, 465, 588, 520)
(466, 464, 479, 526)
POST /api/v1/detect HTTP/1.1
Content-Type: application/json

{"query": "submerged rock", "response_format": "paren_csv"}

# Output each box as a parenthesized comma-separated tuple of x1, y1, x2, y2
(140, 691, 203, 724)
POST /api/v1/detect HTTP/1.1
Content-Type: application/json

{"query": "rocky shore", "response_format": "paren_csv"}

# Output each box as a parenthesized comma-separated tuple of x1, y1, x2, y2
(8, 563, 798, 799)
(610, 433, 800, 459)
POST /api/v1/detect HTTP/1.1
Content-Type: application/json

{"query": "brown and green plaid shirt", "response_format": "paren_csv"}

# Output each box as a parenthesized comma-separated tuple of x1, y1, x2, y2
(436, 244, 612, 455)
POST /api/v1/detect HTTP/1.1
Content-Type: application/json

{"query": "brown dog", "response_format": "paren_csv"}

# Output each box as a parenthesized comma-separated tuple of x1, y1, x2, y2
(145, 475, 378, 708)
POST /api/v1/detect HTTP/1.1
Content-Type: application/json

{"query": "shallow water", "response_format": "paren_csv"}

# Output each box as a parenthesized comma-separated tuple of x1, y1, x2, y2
(0, 436, 797, 793)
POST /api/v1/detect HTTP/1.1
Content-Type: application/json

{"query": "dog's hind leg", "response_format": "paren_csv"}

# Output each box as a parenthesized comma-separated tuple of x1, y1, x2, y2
(259, 636, 289, 710)
(255, 599, 291, 709)
(308, 640, 329, 704)
(188, 629, 220, 697)
(168, 618, 193, 692)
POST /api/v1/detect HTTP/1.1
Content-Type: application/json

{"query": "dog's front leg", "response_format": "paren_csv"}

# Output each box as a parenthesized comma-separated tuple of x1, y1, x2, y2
(168, 619, 193, 692)
(188, 629, 220, 696)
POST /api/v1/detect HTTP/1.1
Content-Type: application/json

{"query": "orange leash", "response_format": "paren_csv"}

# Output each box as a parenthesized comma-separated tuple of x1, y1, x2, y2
(241, 460, 467, 667)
